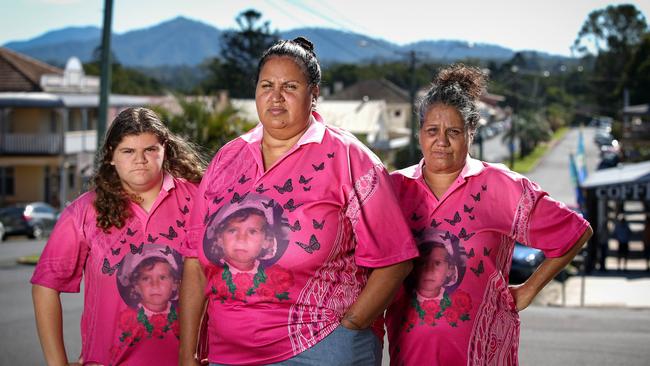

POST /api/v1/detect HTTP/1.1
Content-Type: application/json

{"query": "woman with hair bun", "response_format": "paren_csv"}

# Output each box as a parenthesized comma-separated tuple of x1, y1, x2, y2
(179, 37, 418, 366)
(31, 107, 206, 365)
(385, 64, 592, 365)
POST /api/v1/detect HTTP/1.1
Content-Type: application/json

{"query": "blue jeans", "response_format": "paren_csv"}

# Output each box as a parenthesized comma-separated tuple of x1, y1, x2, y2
(210, 325, 382, 366)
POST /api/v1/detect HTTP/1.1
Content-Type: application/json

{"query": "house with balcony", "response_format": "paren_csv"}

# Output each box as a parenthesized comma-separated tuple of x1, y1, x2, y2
(0, 47, 150, 207)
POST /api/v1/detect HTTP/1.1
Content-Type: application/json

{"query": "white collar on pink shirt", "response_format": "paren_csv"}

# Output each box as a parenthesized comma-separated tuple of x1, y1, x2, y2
(161, 171, 176, 192)
(400, 156, 486, 181)
(239, 111, 327, 146)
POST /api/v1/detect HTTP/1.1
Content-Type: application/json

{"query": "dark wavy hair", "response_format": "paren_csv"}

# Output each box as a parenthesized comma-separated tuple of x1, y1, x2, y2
(92, 107, 206, 231)
(417, 64, 487, 135)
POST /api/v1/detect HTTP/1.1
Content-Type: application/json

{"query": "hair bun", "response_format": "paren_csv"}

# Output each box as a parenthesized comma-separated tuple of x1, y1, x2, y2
(293, 36, 315, 54)
(435, 64, 486, 100)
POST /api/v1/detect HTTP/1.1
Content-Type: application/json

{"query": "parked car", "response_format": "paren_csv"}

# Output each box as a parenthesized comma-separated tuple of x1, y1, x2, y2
(0, 202, 58, 241)
(510, 242, 545, 283)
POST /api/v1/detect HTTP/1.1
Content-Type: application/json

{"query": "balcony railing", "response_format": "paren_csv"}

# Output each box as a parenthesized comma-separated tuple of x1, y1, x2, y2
(0, 133, 62, 154)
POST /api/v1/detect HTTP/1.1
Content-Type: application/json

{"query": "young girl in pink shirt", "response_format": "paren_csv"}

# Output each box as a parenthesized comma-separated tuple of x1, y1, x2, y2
(31, 108, 205, 366)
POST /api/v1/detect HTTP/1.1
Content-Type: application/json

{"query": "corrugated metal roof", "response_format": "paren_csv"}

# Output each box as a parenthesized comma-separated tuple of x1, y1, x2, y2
(0, 47, 62, 92)
(0, 92, 154, 108)
(582, 160, 650, 188)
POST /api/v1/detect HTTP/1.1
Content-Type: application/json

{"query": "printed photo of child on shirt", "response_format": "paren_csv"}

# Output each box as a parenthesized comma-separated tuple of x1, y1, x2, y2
(116, 245, 183, 346)
(203, 194, 293, 303)
(404, 230, 472, 330)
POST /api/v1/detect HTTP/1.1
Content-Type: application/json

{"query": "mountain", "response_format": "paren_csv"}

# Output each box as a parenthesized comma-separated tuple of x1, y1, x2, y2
(2, 17, 566, 67)
(4, 17, 222, 67)
(5, 26, 101, 49)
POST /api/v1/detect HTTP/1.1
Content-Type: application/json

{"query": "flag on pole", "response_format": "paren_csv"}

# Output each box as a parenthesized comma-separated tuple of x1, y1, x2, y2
(575, 128, 587, 183)
(569, 153, 585, 206)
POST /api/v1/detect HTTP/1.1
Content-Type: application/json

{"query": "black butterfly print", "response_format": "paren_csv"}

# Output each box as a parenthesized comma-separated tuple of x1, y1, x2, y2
(147, 233, 158, 243)
(126, 228, 137, 236)
(160, 226, 178, 241)
(303, 186, 312, 191)
(299, 175, 313, 185)
(470, 260, 484, 277)
(464, 204, 474, 214)
(430, 218, 441, 228)
(204, 211, 217, 225)
(469, 215, 475, 220)
(312, 162, 325, 171)
(312, 219, 325, 230)
(288, 220, 301, 232)
(481, 184, 487, 192)
(102, 258, 121, 275)
(458, 228, 475, 241)
(160, 246, 172, 255)
(256, 184, 270, 194)
(120, 238, 127, 244)
(176, 219, 185, 228)
(238, 174, 251, 184)
(444, 212, 461, 226)
(262, 199, 275, 209)
(470, 192, 481, 202)
(185, 196, 191, 202)
(327, 152, 335, 159)
(411, 212, 422, 221)
(212, 196, 224, 205)
(111, 247, 121, 256)
(231, 192, 249, 204)
(274, 179, 293, 194)
(295, 234, 321, 254)
(411, 227, 425, 239)
(467, 248, 475, 258)
(441, 231, 452, 241)
(227, 187, 235, 193)
(180, 205, 189, 214)
(130, 243, 144, 254)
(283, 199, 304, 212)
(483, 247, 492, 256)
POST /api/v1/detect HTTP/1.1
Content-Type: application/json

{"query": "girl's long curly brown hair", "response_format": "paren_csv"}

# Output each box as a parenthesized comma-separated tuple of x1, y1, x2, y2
(93, 107, 206, 232)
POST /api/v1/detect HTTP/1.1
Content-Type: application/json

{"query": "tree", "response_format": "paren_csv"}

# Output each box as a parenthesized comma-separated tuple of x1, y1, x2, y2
(202, 9, 279, 98)
(572, 4, 649, 115)
(155, 96, 255, 155)
(84, 47, 163, 95)
(621, 32, 650, 105)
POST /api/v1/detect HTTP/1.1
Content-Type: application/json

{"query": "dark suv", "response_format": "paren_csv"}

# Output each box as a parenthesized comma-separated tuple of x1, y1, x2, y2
(0, 202, 58, 241)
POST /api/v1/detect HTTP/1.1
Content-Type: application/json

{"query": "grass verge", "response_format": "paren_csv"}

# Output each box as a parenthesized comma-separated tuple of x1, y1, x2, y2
(512, 127, 569, 173)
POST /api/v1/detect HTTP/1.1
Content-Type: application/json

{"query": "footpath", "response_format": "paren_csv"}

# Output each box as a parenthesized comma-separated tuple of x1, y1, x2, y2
(525, 127, 650, 309)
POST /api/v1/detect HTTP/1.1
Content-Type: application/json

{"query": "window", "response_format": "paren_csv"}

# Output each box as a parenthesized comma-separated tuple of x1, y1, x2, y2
(0, 167, 15, 196)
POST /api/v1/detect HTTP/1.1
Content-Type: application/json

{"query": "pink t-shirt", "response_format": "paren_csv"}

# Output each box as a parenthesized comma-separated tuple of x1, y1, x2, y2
(183, 113, 418, 365)
(385, 157, 590, 366)
(31, 174, 197, 366)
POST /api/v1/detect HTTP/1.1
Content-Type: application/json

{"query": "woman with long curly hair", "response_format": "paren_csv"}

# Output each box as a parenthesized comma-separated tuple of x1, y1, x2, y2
(32, 107, 206, 366)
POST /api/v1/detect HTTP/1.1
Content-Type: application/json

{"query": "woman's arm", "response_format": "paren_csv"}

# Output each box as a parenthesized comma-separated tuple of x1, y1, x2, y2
(341, 260, 413, 329)
(32, 284, 72, 366)
(509, 226, 593, 311)
(179, 258, 207, 366)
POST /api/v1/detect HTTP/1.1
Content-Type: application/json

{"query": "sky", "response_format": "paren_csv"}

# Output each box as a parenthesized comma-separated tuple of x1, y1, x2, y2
(2, 0, 650, 56)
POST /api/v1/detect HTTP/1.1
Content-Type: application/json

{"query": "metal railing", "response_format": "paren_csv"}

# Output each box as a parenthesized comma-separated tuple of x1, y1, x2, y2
(0, 133, 62, 154)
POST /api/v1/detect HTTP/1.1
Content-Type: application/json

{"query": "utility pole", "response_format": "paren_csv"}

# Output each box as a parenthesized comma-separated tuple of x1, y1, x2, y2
(408, 50, 418, 164)
(97, 0, 113, 151)
(509, 66, 518, 169)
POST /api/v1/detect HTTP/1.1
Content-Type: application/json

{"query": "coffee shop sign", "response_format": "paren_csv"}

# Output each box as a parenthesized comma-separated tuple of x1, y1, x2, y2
(595, 181, 650, 200)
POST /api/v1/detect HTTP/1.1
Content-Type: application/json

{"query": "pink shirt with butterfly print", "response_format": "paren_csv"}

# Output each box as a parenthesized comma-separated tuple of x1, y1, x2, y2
(385, 157, 589, 366)
(181, 112, 418, 365)
(31, 173, 197, 366)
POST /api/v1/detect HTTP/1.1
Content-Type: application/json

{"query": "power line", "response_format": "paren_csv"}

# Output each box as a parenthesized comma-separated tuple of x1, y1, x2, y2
(264, 0, 362, 59)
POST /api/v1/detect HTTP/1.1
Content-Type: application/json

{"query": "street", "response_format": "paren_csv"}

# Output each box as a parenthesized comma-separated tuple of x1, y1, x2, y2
(3, 236, 650, 365)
